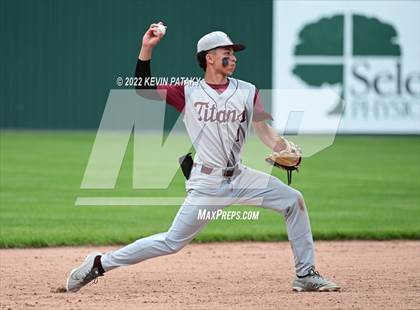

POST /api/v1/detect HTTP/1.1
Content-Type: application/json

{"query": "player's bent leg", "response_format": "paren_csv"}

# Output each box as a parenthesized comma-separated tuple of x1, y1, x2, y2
(235, 167, 314, 276)
(234, 167, 340, 291)
(100, 190, 224, 272)
(265, 182, 315, 278)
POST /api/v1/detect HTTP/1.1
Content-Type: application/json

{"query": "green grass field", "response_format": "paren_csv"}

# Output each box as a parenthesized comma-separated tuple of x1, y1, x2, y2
(0, 131, 419, 248)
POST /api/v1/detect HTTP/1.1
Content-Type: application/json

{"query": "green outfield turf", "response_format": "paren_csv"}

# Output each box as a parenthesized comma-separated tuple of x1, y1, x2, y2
(0, 131, 419, 247)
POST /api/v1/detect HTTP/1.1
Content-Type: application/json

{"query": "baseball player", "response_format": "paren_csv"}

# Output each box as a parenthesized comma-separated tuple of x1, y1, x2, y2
(66, 22, 340, 293)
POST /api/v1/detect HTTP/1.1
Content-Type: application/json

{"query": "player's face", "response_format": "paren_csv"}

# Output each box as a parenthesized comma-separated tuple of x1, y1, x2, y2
(208, 47, 237, 76)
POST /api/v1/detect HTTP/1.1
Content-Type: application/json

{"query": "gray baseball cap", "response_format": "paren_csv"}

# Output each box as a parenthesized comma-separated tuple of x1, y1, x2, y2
(196, 31, 245, 54)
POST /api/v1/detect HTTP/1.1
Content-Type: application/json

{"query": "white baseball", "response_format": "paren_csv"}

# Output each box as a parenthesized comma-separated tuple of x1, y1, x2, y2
(153, 24, 167, 36)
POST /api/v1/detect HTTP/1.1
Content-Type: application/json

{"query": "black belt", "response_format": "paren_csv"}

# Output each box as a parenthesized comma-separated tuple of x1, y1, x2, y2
(223, 167, 235, 177)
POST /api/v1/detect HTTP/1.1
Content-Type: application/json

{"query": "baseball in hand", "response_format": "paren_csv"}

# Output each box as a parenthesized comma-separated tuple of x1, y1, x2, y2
(153, 24, 167, 36)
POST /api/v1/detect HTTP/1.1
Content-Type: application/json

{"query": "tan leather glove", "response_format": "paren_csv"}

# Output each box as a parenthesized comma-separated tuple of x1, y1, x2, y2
(265, 137, 302, 185)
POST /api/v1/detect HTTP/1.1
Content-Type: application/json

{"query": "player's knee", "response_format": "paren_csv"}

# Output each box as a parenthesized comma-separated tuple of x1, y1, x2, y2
(292, 189, 306, 211)
(164, 238, 187, 254)
(168, 243, 183, 254)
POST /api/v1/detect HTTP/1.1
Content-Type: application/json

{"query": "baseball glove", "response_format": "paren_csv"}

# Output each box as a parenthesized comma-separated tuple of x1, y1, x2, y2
(265, 137, 302, 185)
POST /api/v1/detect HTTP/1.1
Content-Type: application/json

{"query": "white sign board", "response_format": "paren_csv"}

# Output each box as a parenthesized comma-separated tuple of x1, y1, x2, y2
(272, 0, 420, 134)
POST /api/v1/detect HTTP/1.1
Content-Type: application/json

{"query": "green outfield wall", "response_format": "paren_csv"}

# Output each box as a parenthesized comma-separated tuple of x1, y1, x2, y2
(1, 0, 272, 129)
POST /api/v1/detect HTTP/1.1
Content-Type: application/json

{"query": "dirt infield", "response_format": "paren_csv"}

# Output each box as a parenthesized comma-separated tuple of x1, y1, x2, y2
(0, 241, 419, 310)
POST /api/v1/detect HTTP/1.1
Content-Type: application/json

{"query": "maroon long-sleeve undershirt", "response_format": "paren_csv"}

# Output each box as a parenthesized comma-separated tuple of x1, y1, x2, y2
(134, 59, 272, 121)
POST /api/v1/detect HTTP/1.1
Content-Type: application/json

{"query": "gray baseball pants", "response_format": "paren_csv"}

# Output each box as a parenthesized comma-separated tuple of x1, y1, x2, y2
(101, 164, 315, 277)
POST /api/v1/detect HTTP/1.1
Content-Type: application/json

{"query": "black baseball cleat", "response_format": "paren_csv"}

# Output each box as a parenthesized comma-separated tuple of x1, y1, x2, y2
(292, 266, 341, 292)
(66, 252, 104, 292)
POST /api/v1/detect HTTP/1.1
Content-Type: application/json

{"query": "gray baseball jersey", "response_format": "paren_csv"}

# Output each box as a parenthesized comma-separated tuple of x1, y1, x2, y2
(184, 78, 254, 168)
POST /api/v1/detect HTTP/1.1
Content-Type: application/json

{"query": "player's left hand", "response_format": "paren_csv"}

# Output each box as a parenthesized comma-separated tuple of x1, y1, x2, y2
(265, 137, 302, 185)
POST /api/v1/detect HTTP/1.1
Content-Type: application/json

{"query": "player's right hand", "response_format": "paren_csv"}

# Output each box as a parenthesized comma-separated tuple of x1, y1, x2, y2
(142, 22, 165, 48)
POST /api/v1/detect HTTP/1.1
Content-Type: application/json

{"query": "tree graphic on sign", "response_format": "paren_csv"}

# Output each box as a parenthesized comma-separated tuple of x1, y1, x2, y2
(292, 14, 401, 115)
